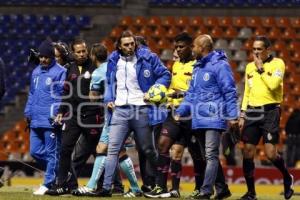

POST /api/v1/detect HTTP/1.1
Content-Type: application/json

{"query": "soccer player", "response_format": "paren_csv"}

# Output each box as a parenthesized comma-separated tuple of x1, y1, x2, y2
(98, 30, 171, 197)
(174, 34, 238, 199)
(24, 40, 66, 195)
(72, 43, 142, 197)
(239, 36, 294, 200)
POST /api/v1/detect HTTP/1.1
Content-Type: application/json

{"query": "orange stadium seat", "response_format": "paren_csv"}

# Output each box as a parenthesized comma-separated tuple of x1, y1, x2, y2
(282, 28, 297, 41)
(291, 51, 300, 64)
(277, 17, 291, 28)
(194, 26, 209, 35)
(148, 16, 161, 28)
(233, 16, 247, 28)
(242, 39, 254, 51)
(157, 38, 171, 51)
(273, 40, 286, 52)
(162, 16, 176, 28)
(288, 41, 300, 53)
(253, 26, 266, 36)
(262, 16, 276, 28)
(268, 27, 281, 39)
(109, 26, 123, 40)
(190, 16, 204, 28)
(176, 16, 190, 28)
(219, 16, 233, 28)
(133, 16, 147, 28)
(120, 16, 133, 28)
(166, 26, 180, 39)
(224, 26, 238, 39)
(182, 26, 195, 36)
(248, 16, 262, 28)
(278, 49, 291, 60)
(139, 26, 153, 37)
(153, 26, 167, 39)
(211, 27, 223, 39)
(101, 37, 115, 52)
(204, 16, 219, 28)
(291, 17, 300, 29)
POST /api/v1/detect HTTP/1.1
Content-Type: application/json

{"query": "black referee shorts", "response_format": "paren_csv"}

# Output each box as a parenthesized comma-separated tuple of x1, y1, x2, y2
(242, 104, 281, 145)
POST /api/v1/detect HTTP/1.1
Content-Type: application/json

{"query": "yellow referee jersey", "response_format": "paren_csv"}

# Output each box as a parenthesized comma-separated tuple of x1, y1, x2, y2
(241, 57, 285, 111)
(168, 60, 195, 107)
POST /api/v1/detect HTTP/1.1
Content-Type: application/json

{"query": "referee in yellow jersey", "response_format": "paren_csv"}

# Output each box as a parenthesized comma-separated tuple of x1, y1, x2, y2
(238, 36, 294, 200)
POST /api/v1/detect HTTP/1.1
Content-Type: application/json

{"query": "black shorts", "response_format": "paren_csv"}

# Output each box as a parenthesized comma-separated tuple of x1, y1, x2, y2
(160, 113, 192, 147)
(242, 104, 280, 145)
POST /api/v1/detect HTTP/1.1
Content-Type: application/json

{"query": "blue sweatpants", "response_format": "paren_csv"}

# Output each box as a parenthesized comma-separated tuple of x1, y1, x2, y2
(30, 128, 61, 188)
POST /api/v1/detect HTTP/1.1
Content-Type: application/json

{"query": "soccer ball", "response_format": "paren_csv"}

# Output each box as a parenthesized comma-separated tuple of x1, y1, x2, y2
(146, 84, 168, 104)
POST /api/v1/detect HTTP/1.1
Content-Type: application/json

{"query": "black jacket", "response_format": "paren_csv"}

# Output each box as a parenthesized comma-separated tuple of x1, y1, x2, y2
(59, 59, 97, 116)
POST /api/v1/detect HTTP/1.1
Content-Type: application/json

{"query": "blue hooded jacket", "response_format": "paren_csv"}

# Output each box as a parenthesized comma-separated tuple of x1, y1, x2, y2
(24, 60, 66, 128)
(105, 47, 171, 125)
(176, 50, 238, 130)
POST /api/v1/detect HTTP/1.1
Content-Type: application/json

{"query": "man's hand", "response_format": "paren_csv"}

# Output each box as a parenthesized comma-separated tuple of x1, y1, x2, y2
(144, 93, 150, 102)
(253, 53, 264, 73)
(107, 102, 115, 110)
(173, 114, 180, 122)
(54, 113, 63, 125)
(228, 119, 239, 131)
(238, 117, 245, 133)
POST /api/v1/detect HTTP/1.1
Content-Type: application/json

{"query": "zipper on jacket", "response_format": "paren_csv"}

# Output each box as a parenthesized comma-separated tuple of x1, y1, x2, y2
(125, 57, 129, 104)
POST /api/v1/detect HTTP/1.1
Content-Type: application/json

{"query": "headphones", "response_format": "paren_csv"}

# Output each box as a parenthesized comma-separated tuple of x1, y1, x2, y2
(53, 42, 70, 62)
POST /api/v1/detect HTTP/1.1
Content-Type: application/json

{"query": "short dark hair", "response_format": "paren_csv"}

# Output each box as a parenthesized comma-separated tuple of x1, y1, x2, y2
(255, 35, 271, 49)
(91, 43, 108, 62)
(70, 38, 87, 51)
(116, 30, 136, 50)
(174, 32, 193, 45)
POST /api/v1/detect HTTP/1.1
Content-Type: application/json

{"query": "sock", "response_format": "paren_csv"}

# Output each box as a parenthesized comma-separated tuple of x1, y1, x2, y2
(243, 159, 255, 194)
(156, 153, 170, 191)
(170, 159, 181, 191)
(86, 154, 106, 189)
(119, 155, 140, 193)
(271, 155, 290, 179)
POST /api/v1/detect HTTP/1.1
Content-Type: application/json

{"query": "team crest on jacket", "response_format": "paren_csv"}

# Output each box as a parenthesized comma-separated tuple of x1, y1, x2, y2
(46, 77, 52, 85)
(84, 71, 91, 79)
(203, 73, 210, 81)
(143, 69, 150, 78)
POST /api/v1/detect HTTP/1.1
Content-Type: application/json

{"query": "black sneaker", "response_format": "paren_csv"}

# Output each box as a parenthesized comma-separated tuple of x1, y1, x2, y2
(96, 188, 112, 197)
(123, 189, 143, 198)
(112, 185, 124, 195)
(45, 185, 70, 196)
(239, 191, 257, 200)
(141, 185, 153, 193)
(284, 174, 294, 199)
(214, 188, 231, 199)
(71, 186, 96, 196)
(144, 185, 166, 198)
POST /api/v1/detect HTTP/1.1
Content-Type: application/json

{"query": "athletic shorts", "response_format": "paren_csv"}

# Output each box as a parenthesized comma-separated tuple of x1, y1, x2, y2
(242, 104, 280, 145)
(160, 113, 192, 147)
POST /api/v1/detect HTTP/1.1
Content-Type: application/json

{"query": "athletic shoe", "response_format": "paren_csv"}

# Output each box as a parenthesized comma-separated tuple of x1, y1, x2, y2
(213, 188, 231, 199)
(144, 185, 166, 198)
(45, 185, 70, 196)
(186, 189, 201, 199)
(71, 186, 96, 196)
(284, 174, 294, 199)
(153, 189, 181, 198)
(239, 191, 257, 200)
(33, 185, 48, 195)
(112, 185, 124, 195)
(123, 189, 143, 198)
(141, 184, 153, 193)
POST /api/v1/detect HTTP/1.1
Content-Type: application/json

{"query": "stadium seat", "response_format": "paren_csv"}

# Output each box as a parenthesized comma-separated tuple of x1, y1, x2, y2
(162, 16, 176, 28)
(166, 26, 180, 39)
(261, 16, 276, 28)
(133, 16, 147, 28)
(176, 16, 190, 28)
(237, 27, 252, 39)
(292, 52, 300, 64)
(288, 41, 300, 53)
(190, 16, 204, 28)
(277, 17, 291, 28)
(109, 26, 123, 40)
(253, 26, 266, 35)
(204, 16, 219, 27)
(214, 39, 229, 50)
(148, 16, 161, 28)
(120, 16, 133, 28)
(157, 38, 171, 51)
(139, 26, 153, 37)
(224, 26, 238, 39)
(228, 39, 243, 51)
(211, 27, 223, 39)
(153, 26, 167, 39)
(195, 25, 209, 35)
(247, 16, 262, 28)
(233, 16, 247, 28)
(273, 40, 286, 52)
(268, 27, 281, 39)
(232, 50, 247, 61)
(219, 16, 233, 28)
(282, 28, 297, 41)
(291, 17, 300, 29)
(182, 26, 195, 35)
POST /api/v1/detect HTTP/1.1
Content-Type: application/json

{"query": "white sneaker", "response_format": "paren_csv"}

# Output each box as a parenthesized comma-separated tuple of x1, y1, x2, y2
(33, 185, 48, 195)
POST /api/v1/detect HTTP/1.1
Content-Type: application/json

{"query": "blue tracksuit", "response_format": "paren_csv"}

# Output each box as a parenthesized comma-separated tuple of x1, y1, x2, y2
(24, 60, 66, 187)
